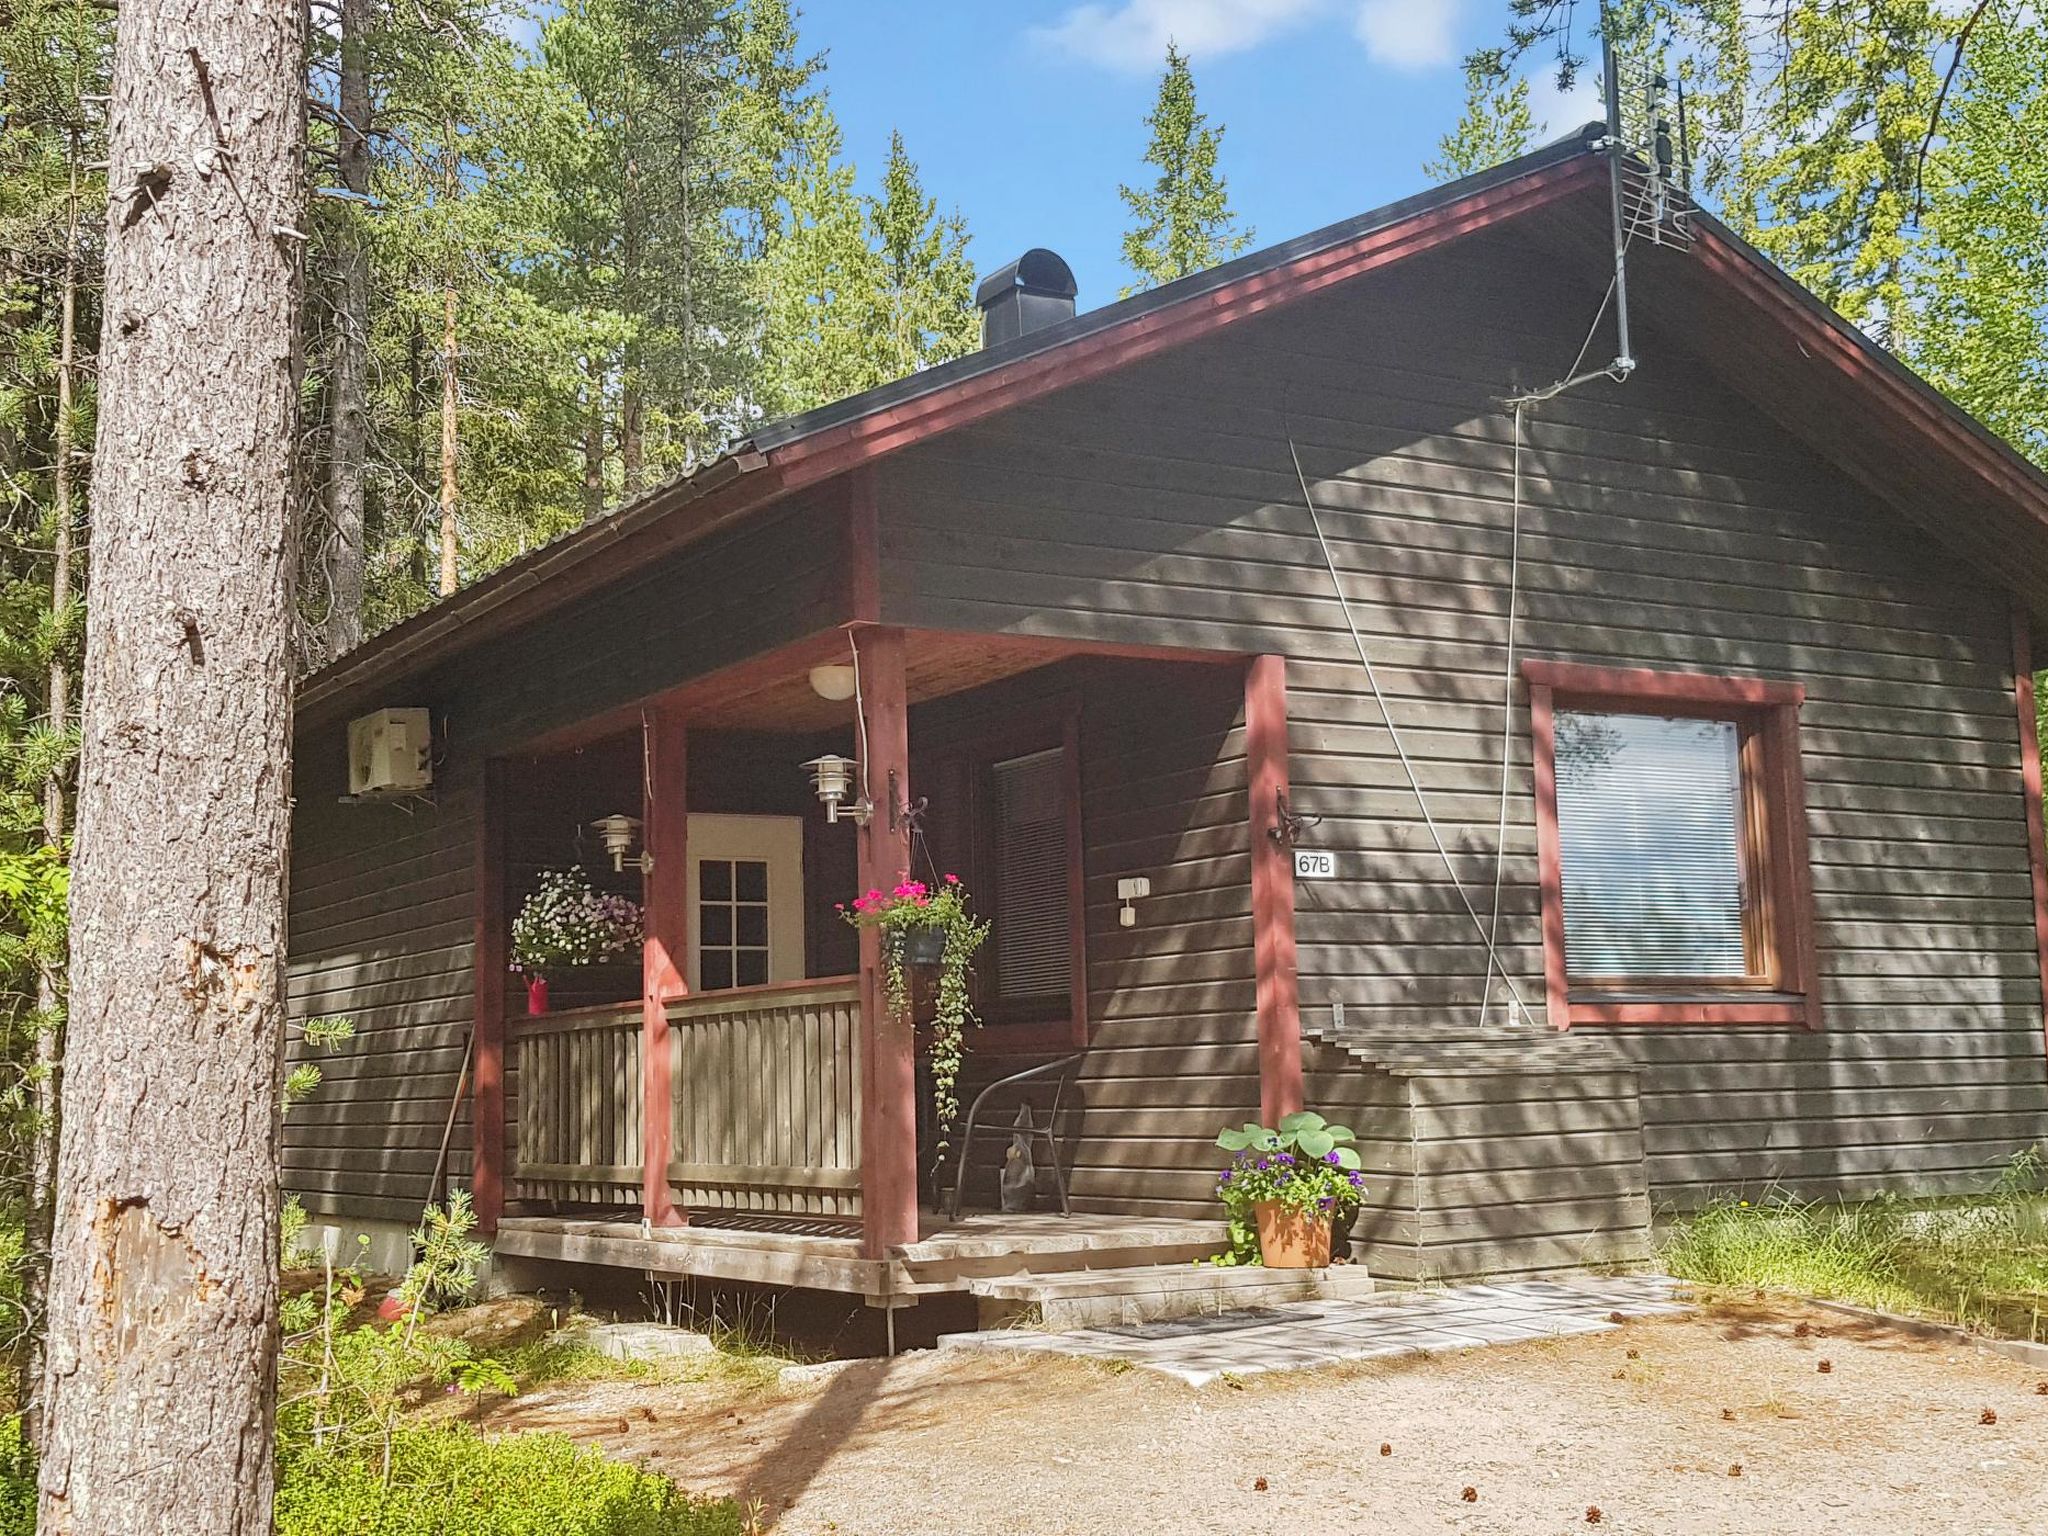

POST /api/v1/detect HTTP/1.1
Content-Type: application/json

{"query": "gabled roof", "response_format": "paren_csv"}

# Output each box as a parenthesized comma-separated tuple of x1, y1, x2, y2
(300, 124, 2048, 726)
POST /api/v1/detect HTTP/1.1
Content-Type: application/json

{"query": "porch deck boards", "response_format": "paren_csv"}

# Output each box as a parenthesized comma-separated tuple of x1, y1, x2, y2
(493, 1209, 1229, 1301)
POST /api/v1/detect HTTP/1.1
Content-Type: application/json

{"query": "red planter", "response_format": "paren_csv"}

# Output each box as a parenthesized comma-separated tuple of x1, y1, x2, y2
(526, 975, 550, 1015)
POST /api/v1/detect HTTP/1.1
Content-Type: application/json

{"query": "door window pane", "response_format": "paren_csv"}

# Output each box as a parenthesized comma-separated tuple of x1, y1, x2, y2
(699, 857, 771, 992)
(1554, 711, 1750, 979)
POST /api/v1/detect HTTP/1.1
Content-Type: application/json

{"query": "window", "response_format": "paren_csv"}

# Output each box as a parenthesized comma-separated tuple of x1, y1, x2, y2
(698, 856, 770, 991)
(1524, 661, 1819, 1028)
(991, 748, 1074, 1002)
(924, 708, 1088, 1047)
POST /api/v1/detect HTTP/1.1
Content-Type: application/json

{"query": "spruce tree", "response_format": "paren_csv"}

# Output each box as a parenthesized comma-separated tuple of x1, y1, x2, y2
(1425, 64, 1536, 182)
(864, 131, 978, 381)
(1118, 44, 1252, 296)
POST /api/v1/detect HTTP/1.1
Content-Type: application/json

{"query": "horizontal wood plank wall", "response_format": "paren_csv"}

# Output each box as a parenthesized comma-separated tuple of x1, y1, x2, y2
(873, 226, 2048, 1211)
(286, 746, 481, 1225)
(1069, 662, 1261, 1216)
(283, 492, 846, 1227)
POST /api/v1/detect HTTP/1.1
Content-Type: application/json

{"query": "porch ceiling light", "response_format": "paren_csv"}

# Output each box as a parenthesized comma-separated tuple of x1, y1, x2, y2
(803, 753, 871, 825)
(808, 663, 858, 702)
(591, 812, 646, 873)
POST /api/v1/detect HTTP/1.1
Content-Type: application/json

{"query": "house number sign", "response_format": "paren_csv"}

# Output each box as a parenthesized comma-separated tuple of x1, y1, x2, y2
(1293, 848, 1337, 879)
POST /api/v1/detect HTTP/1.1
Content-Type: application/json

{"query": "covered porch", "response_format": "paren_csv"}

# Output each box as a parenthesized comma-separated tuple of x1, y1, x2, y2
(469, 620, 1306, 1292)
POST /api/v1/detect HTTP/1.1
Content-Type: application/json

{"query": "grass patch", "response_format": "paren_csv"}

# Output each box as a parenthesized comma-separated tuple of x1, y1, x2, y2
(504, 1330, 787, 1394)
(1663, 1157, 2048, 1340)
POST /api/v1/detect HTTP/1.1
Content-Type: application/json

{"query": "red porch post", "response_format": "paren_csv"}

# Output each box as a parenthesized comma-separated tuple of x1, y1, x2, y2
(856, 626, 920, 1258)
(1247, 654, 1305, 1125)
(472, 758, 508, 1234)
(641, 707, 690, 1227)
(2012, 604, 2048, 1074)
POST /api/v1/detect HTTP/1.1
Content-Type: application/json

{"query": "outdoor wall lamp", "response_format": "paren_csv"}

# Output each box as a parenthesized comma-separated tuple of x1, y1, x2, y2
(803, 754, 872, 825)
(590, 812, 650, 874)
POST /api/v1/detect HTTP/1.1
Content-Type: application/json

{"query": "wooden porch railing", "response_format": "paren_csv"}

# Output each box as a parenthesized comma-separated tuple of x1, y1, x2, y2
(668, 977, 863, 1218)
(510, 1003, 642, 1208)
(508, 978, 863, 1217)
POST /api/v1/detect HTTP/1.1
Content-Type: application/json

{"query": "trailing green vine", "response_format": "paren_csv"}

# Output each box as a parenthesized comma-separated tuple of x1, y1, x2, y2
(841, 876, 990, 1185)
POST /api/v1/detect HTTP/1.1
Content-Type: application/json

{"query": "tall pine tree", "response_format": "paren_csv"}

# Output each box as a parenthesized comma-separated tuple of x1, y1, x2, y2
(1118, 44, 1252, 296)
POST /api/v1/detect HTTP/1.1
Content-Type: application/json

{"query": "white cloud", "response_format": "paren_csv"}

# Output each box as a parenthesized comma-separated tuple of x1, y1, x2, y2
(1030, 0, 1326, 72)
(1352, 0, 1461, 70)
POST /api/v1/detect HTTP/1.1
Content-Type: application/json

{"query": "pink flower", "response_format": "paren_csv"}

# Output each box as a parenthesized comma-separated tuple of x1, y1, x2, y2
(944, 873, 960, 885)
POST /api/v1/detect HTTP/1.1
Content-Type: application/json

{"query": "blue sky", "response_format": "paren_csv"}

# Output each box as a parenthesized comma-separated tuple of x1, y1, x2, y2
(802, 1, 1604, 306)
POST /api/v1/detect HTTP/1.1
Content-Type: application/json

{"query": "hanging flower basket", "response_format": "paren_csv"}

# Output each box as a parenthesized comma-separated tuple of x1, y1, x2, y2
(840, 876, 991, 1185)
(509, 865, 643, 1012)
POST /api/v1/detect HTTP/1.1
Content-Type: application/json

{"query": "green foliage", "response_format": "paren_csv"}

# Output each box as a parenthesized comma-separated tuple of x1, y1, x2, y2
(840, 876, 989, 1177)
(0, 1416, 33, 1536)
(275, 1425, 745, 1536)
(1214, 1111, 1367, 1240)
(1426, 64, 1536, 183)
(1118, 44, 1253, 295)
(1664, 1153, 2048, 1340)
(398, 1191, 491, 1313)
(1476, 2, 2047, 469)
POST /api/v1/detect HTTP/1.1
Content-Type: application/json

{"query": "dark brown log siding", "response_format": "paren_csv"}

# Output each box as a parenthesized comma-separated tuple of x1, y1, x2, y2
(285, 493, 844, 1220)
(874, 226, 2048, 1210)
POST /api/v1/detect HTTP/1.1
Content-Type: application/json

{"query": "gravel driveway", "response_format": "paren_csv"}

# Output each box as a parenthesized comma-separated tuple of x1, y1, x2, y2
(485, 1293, 2047, 1535)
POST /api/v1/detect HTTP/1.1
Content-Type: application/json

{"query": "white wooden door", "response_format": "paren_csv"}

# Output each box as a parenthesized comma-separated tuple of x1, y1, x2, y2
(685, 814, 805, 992)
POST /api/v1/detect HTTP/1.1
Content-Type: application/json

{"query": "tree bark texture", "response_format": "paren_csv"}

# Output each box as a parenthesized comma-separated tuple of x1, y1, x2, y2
(321, 0, 373, 657)
(37, 0, 304, 1526)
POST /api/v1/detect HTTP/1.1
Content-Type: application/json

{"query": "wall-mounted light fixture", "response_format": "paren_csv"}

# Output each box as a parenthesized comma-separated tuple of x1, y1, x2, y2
(808, 663, 858, 702)
(803, 753, 872, 825)
(1116, 875, 1150, 928)
(591, 813, 649, 873)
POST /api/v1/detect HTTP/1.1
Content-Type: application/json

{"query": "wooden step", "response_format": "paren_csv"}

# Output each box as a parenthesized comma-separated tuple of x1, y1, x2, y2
(959, 1262, 1376, 1331)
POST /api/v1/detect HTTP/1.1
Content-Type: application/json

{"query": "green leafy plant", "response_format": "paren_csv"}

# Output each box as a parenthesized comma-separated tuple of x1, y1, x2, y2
(1214, 1111, 1367, 1261)
(840, 875, 989, 1178)
(509, 866, 642, 980)
(397, 1191, 490, 1314)
(0, 1416, 32, 1536)
(274, 1424, 745, 1536)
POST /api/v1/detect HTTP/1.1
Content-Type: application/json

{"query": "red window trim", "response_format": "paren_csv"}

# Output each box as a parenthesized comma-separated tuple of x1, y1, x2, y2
(923, 698, 1089, 1054)
(1523, 659, 1821, 1031)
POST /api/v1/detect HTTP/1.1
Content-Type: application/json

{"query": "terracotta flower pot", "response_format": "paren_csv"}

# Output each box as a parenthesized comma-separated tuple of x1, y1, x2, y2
(1253, 1200, 1332, 1269)
(526, 975, 550, 1015)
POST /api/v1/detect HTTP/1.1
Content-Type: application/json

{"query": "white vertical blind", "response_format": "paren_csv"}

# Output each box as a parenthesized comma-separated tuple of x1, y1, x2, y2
(993, 747, 1073, 999)
(1554, 710, 1750, 979)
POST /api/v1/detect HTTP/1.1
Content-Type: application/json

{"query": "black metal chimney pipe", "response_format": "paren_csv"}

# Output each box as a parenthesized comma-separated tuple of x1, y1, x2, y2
(975, 249, 1078, 348)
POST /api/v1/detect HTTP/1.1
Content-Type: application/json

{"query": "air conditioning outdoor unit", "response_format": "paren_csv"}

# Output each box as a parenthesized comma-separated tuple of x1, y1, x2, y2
(347, 708, 433, 797)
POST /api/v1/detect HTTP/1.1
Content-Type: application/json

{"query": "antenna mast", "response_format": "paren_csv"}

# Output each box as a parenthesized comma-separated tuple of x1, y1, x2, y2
(1505, 30, 1693, 408)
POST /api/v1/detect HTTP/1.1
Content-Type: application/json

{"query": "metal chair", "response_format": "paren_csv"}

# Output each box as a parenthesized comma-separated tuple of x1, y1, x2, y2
(948, 1053, 1083, 1220)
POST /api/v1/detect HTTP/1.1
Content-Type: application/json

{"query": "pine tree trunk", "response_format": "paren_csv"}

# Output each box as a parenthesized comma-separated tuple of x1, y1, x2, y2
(582, 360, 605, 523)
(24, 129, 85, 1445)
(37, 0, 303, 1527)
(437, 281, 458, 596)
(322, 0, 373, 656)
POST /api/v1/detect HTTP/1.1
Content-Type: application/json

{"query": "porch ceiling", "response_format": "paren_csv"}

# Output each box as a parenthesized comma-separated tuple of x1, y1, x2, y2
(525, 627, 1241, 749)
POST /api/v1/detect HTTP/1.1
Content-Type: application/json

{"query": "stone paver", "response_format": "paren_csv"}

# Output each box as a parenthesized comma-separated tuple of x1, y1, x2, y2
(940, 1274, 1688, 1386)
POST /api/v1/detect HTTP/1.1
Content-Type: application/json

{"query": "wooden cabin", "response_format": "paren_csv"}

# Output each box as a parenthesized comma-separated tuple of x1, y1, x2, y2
(286, 128, 2048, 1307)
